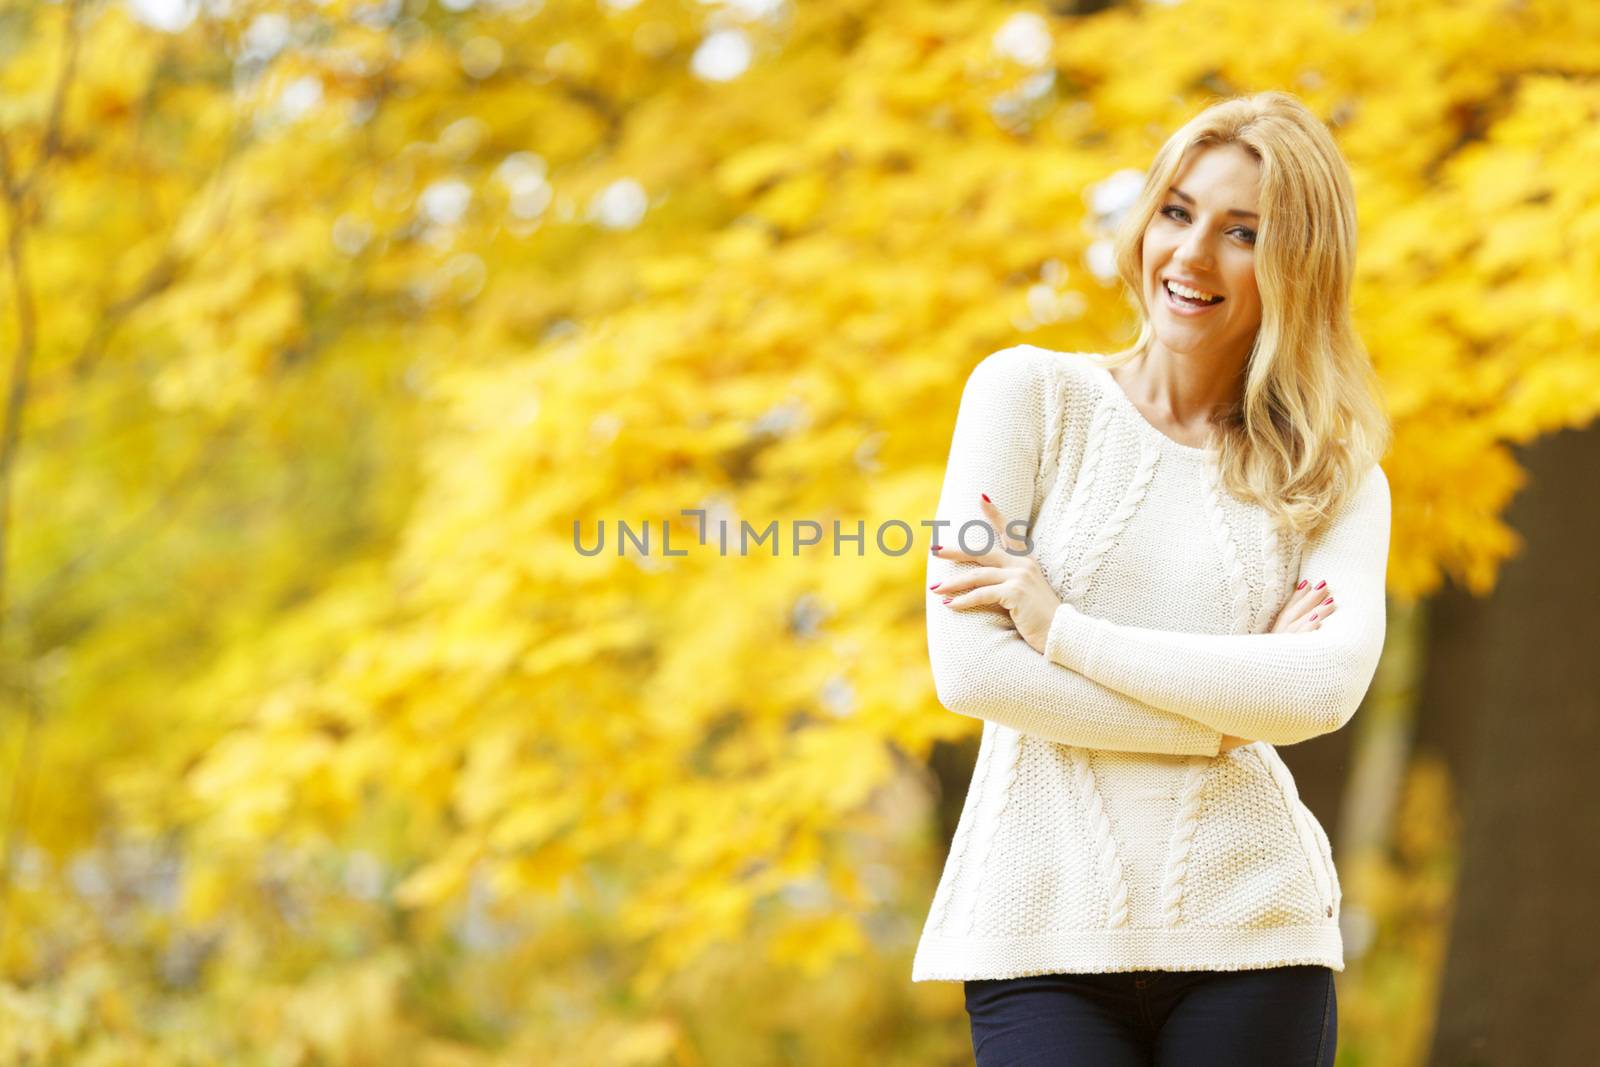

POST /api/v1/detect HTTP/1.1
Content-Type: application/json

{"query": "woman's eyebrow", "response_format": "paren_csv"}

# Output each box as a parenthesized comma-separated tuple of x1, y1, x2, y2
(1169, 186, 1259, 219)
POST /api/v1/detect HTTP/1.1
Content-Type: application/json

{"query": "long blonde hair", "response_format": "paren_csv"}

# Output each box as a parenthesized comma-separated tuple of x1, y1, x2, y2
(1097, 90, 1390, 542)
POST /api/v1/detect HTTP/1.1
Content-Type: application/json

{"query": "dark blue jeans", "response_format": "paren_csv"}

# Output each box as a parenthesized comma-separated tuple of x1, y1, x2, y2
(964, 965, 1336, 1066)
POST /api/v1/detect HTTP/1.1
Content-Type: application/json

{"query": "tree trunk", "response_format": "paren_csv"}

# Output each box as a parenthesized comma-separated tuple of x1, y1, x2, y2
(1421, 424, 1600, 1066)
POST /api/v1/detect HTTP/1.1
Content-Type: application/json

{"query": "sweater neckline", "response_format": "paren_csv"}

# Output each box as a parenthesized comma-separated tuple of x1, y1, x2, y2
(1086, 360, 1214, 459)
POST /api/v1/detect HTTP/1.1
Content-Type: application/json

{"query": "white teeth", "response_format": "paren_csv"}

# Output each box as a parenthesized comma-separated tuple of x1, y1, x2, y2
(1166, 280, 1221, 302)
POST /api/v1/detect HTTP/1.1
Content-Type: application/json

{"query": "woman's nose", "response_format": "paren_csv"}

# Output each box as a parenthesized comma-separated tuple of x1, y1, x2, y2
(1175, 232, 1215, 271)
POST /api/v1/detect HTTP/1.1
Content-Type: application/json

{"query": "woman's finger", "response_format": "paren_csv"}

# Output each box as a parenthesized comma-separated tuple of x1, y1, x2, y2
(930, 566, 1008, 597)
(1274, 578, 1331, 634)
(1294, 585, 1335, 623)
(1280, 578, 1333, 627)
(942, 581, 1015, 611)
(1285, 597, 1336, 632)
(1288, 579, 1323, 611)
(930, 542, 982, 564)
(978, 494, 1028, 558)
(930, 522, 1006, 566)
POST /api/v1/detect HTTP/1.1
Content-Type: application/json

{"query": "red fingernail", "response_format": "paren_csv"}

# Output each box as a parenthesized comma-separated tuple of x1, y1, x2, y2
(981, 493, 991, 503)
(941, 598, 952, 604)
(1315, 580, 1326, 590)
(1310, 613, 1318, 620)
(931, 544, 942, 552)
(929, 583, 941, 589)
(1322, 597, 1333, 605)
(1296, 579, 1308, 590)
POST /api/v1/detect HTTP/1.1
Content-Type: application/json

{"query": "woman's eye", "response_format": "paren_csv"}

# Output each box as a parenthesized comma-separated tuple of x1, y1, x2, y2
(1163, 206, 1255, 245)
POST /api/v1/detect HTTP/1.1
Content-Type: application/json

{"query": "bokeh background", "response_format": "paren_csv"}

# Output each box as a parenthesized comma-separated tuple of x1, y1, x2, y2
(0, 0, 1597, 1062)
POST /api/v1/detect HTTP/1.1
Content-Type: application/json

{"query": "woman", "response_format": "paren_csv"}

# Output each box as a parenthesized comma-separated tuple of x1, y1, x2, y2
(911, 91, 1391, 1067)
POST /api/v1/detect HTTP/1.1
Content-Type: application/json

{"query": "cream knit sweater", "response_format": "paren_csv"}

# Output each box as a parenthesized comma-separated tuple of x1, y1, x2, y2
(912, 344, 1391, 981)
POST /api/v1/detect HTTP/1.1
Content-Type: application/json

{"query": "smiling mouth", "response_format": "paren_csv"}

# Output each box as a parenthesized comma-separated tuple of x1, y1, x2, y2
(1162, 279, 1225, 308)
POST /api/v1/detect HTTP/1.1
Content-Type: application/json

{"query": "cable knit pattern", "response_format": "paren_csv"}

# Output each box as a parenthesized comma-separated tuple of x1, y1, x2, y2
(1033, 362, 1071, 515)
(923, 720, 997, 936)
(1159, 756, 1210, 926)
(1254, 513, 1286, 634)
(1041, 399, 1113, 595)
(961, 725, 1025, 936)
(913, 344, 1391, 981)
(1063, 435, 1159, 606)
(1202, 453, 1254, 634)
(1070, 749, 1131, 929)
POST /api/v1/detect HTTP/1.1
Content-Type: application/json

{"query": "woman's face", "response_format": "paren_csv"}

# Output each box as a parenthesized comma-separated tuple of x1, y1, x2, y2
(1141, 142, 1264, 365)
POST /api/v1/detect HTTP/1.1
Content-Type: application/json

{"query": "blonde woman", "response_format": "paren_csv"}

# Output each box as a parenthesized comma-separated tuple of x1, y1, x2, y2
(912, 91, 1390, 1066)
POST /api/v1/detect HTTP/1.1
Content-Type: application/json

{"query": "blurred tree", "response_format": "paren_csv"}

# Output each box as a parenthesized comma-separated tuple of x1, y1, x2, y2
(1414, 422, 1600, 1067)
(0, 0, 1597, 1060)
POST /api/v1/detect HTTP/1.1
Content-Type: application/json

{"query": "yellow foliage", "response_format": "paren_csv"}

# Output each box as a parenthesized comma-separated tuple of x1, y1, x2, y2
(2, 0, 1595, 1061)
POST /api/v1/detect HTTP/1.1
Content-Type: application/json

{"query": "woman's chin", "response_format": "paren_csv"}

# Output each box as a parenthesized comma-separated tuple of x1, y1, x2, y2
(1153, 323, 1219, 354)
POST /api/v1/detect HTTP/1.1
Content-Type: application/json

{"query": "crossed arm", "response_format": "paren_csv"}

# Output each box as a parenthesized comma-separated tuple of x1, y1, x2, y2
(926, 346, 1391, 753)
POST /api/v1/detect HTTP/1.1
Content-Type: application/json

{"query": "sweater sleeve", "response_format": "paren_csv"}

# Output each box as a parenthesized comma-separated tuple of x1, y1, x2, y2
(926, 346, 1224, 758)
(1044, 461, 1392, 746)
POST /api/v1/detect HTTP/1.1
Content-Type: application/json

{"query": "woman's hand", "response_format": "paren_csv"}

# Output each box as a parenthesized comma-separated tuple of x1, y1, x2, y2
(930, 494, 1061, 654)
(1218, 575, 1339, 751)
(1271, 576, 1337, 633)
